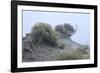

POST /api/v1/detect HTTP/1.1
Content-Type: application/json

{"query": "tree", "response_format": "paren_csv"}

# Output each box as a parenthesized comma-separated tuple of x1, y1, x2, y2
(55, 23, 76, 38)
(64, 23, 76, 37)
(31, 22, 58, 47)
(55, 25, 64, 34)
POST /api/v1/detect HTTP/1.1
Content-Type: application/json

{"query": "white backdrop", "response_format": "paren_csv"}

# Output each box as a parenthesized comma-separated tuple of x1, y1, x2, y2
(0, 0, 99, 73)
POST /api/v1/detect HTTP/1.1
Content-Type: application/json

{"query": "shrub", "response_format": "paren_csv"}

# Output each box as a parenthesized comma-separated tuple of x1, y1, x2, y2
(31, 22, 58, 47)
(55, 49, 83, 60)
(55, 23, 76, 37)
(78, 45, 90, 55)
(58, 44, 65, 49)
(55, 25, 64, 34)
(82, 45, 90, 59)
(64, 23, 76, 37)
(83, 44, 90, 50)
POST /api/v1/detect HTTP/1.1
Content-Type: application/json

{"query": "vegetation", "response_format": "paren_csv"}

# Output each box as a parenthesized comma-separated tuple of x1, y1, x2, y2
(55, 48, 83, 60)
(23, 22, 90, 62)
(58, 44, 65, 49)
(55, 23, 76, 38)
(55, 46, 90, 60)
(31, 22, 58, 47)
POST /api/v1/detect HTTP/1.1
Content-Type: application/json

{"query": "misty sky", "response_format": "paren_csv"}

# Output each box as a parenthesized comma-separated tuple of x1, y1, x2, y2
(22, 10, 90, 45)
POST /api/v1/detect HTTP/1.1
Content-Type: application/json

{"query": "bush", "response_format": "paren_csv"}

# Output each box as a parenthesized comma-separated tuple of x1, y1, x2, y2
(31, 22, 58, 47)
(82, 45, 90, 59)
(64, 23, 76, 37)
(55, 25, 64, 34)
(55, 23, 76, 37)
(78, 45, 90, 55)
(55, 49, 83, 60)
(58, 44, 65, 49)
(83, 44, 90, 50)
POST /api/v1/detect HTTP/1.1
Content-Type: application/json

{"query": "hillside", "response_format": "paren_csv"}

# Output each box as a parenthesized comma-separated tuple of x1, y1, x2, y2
(22, 23, 90, 62)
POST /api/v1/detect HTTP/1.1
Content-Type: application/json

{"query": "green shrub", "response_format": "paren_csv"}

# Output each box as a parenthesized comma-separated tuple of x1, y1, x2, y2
(64, 23, 76, 37)
(82, 45, 90, 59)
(55, 49, 83, 60)
(55, 23, 76, 37)
(58, 44, 65, 49)
(55, 25, 64, 34)
(77, 45, 90, 55)
(31, 22, 58, 47)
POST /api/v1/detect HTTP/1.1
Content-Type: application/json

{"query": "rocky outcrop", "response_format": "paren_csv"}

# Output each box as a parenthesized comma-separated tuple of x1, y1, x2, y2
(22, 34, 59, 62)
(22, 23, 89, 62)
(22, 35, 87, 62)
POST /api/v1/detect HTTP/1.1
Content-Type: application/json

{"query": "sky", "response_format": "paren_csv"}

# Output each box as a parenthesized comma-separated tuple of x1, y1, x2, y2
(22, 10, 90, 45)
